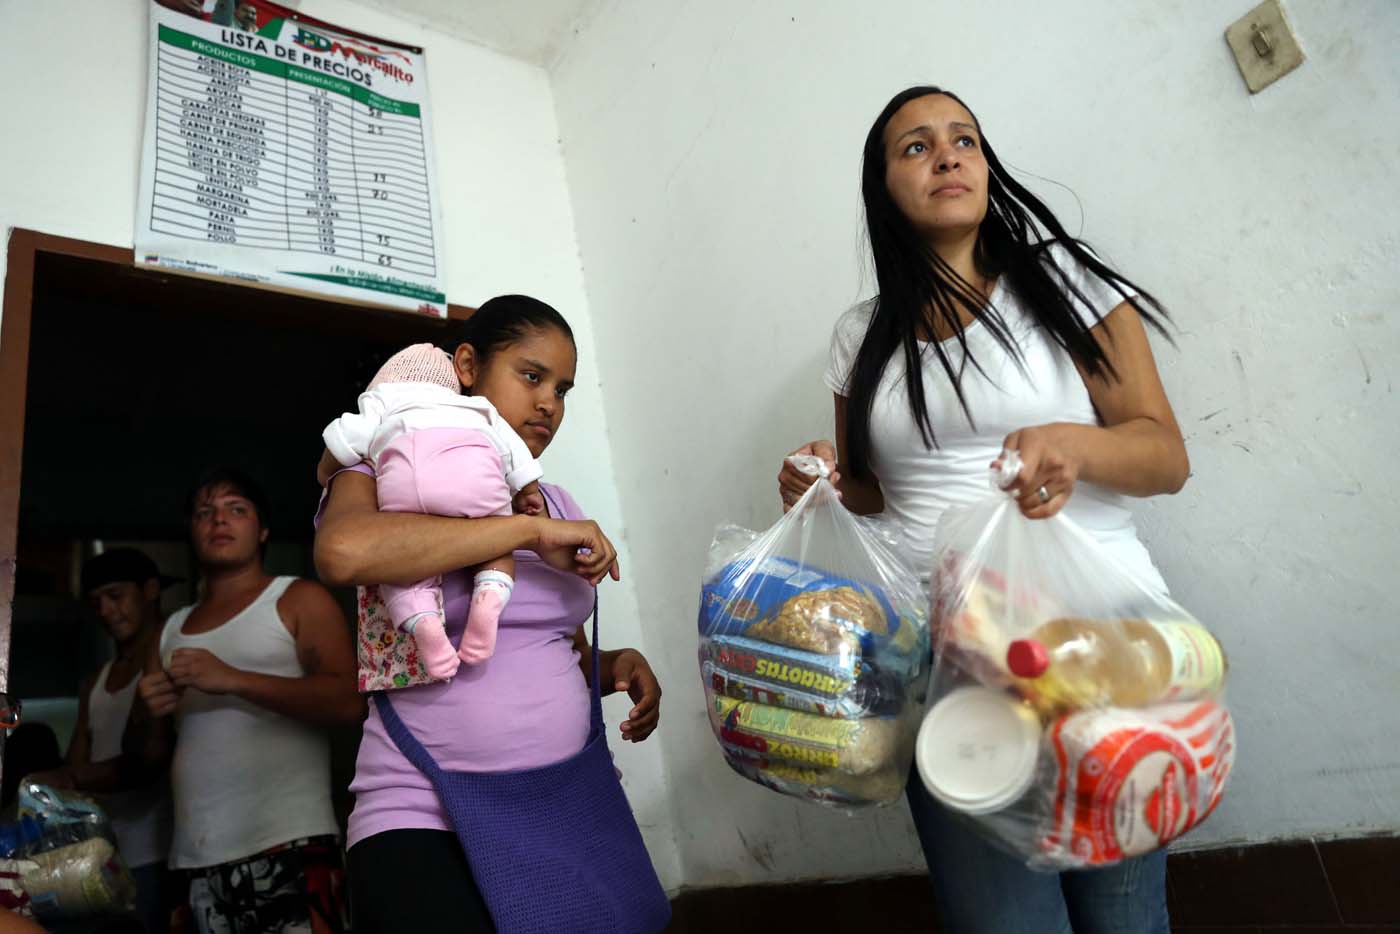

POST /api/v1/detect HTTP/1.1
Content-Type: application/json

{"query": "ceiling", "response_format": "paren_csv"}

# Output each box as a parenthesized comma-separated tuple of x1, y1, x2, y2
(341, 0, 603, 67)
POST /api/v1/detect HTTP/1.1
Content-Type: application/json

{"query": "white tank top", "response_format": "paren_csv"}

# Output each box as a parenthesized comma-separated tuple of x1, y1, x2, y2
(87, 660, 172, 869)
(160, 577, 339, 869)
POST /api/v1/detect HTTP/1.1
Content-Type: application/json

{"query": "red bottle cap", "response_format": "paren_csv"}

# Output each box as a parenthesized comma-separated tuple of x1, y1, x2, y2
(1007, 639, 1050, 678)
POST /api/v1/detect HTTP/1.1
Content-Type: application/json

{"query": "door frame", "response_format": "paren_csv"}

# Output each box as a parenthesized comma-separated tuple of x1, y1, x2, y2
(0, 228, 471, 689)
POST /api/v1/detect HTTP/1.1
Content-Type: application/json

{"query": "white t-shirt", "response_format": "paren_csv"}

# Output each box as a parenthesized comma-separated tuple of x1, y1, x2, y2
(823, 244, 1167, 592)
(322, 383, 543, 493)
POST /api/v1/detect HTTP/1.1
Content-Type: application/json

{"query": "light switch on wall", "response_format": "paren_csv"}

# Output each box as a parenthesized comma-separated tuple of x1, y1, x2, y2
(1225, 0, 1306, 94)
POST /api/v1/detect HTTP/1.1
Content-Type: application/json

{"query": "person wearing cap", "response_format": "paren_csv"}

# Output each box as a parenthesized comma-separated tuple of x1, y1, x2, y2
(125, 467, 362, 934)
(28, 547, 176, 933)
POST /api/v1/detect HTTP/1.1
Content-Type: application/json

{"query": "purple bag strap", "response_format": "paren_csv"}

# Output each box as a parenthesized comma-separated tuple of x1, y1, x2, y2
(376, 593, 603, 779)
(374, 691, 443, 782)
(375, 485, 605, 775)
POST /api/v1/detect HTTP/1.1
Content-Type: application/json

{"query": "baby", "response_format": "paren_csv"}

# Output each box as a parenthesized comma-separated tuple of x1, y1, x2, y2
(323, 343, 543, 680)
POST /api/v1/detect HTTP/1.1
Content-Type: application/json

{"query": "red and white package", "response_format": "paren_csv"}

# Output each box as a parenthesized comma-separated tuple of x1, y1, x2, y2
(1042, 700, 1235, 866)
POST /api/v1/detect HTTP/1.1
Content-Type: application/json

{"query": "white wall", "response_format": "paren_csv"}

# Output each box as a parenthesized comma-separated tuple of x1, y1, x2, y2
(551, 0, 1400, 887)
(7, 0, 1400, 898)
(0, 0, 681, 890)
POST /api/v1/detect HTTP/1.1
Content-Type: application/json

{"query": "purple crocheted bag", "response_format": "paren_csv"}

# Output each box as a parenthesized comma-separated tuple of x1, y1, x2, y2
(374, 593, 670, 933)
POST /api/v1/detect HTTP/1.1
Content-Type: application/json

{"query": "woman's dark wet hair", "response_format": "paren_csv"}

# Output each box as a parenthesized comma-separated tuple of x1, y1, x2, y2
(843, 85, 1171, 480)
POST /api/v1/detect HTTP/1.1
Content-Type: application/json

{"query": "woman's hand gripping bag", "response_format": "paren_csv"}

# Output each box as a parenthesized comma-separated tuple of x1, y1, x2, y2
(915, 452, 1236, 870)
(698, 456, 930, 807)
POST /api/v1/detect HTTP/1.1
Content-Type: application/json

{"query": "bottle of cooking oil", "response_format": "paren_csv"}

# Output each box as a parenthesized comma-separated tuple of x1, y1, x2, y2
(1006, 617, 1227, 713)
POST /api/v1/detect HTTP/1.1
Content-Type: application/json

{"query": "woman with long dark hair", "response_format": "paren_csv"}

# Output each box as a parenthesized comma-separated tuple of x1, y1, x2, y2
(779, 87, 1187, 932)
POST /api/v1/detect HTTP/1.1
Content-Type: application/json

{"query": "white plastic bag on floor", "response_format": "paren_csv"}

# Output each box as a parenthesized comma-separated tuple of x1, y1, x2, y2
(916, 452, 1235, 869)
(698, 456, 930, 807)
(11, 781, 136, 922)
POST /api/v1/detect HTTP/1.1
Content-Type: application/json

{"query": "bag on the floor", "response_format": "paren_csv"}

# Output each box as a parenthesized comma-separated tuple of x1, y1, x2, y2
(4, 782, 136, 922)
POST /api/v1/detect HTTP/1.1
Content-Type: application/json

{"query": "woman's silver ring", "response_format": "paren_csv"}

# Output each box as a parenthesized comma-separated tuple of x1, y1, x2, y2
(1036, 485, 1050, 504)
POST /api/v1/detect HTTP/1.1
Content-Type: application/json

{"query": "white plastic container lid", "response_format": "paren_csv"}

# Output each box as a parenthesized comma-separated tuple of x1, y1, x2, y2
(916, 685, 1042, 815)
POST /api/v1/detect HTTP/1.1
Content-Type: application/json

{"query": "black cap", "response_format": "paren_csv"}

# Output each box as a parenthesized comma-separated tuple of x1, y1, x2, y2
(80, 548, 181, 598)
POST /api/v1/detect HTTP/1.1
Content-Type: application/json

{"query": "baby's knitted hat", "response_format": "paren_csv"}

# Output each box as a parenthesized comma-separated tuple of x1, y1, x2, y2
(367, 343, 460, 393)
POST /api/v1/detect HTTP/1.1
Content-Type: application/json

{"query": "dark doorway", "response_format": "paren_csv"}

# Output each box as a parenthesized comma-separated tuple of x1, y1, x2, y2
(1, 229, 471, 827)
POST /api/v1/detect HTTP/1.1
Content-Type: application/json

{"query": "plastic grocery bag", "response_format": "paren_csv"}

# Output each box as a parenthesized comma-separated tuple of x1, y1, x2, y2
(916, 452, 1235, 869)
(698, 456, 931, 807)
(2, 781, 137, 922)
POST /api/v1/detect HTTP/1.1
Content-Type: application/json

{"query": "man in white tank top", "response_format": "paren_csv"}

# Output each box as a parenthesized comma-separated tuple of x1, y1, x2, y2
(125, 468, 363, 934)
(29, 547, 175, 932)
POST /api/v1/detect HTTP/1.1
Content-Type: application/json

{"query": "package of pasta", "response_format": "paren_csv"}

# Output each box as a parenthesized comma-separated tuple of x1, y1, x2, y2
(722, 748, 908, 807)
(710, 695, 897, 772)
(914, 452, 1235, 870)
(700, 636, 906, 718)
(698, 455, 930, 807)
(11, 782, 136, 923)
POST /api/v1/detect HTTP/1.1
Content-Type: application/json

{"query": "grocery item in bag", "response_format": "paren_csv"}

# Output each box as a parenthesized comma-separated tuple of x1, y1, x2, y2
(711, 695, 901, 776)
(702, 556, 920, 662)
(915, 686, 1044, 815)
(1044, 700, 1234, 865)
(934, 567, 1017, 687)
(916, 690, 1235, 867)
(1007, 616, 1229, 713)
(724, 750, 907, 806)
(12, 783, 135, 922)
(701, 634, 906, 718)
(698, 458, 930, 808)
(20, 837, 132, 920)
(917, 449, 1235, 868)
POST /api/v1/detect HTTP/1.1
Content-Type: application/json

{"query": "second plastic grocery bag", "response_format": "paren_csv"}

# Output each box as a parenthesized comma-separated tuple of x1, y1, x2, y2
(918, 451, 1235, 870)
(698, 456, 930, 807)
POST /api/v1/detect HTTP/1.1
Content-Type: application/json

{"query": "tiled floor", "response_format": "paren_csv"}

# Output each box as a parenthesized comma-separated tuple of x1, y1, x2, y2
(666, 835, 1400, 933)
(1169, 837, 1400, 931)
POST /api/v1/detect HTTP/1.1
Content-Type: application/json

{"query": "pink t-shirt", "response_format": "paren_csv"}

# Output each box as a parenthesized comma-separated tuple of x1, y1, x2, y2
(319, 466, 595, 848)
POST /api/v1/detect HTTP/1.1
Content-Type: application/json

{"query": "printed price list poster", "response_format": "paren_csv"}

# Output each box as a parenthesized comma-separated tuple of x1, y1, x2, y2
(135, 1, 447, 316)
